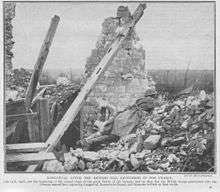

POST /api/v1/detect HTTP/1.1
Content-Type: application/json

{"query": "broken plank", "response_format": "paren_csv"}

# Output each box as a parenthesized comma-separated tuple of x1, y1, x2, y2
(6, 152, 56, 163)
(6, 142, 46, 153)
(25, 15, 60, 111)
(31, 87, 47, 106)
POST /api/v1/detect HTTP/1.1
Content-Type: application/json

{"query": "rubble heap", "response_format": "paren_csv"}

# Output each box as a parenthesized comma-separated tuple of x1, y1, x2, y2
(81, 6, 154, 138)
(42, 90, 215, 172)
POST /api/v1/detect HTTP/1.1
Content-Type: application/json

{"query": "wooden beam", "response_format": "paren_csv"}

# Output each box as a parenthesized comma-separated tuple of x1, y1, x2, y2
(38, 84, 56, 89)
(37, 98, 51, 141)
(49, 101, 57, 127)
(6, 142, 46, 153)
(45, 4, 146, 152)
(6, 152, 56, 163)
(25, 15, 60, 111)
(6, 112, 37, 120)
(27, 114, 41, 142)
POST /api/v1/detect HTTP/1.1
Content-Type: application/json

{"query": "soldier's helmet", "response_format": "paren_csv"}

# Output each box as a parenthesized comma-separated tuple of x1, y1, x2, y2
(145, 89, 158, 97)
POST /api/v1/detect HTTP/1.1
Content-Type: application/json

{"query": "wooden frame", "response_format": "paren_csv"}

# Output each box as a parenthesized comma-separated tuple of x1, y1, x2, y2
(6, 143, 46, 153)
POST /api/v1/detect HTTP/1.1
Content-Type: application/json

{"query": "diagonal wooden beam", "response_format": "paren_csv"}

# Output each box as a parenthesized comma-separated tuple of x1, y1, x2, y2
(25, 15, 60, 112)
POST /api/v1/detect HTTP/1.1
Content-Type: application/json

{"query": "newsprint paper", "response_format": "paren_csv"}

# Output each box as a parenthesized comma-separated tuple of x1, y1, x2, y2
(0, 0, 219, 191)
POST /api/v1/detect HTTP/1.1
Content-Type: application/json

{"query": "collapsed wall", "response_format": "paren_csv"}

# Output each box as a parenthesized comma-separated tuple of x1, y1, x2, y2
(4, 2, 16, 79)
(80, 6, 154, 138)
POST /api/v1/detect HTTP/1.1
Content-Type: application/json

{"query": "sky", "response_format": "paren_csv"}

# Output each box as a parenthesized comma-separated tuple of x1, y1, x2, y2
(12, 2, 215, 71)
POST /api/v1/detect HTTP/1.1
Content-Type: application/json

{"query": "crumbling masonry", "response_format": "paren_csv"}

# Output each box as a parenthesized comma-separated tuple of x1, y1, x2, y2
(4, 2, 16, 78)
(81, 6, 154, 138)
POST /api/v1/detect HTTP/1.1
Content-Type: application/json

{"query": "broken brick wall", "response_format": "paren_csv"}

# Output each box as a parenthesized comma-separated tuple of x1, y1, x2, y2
(4, 2, 16, 85)
(80, 6, 155, 139)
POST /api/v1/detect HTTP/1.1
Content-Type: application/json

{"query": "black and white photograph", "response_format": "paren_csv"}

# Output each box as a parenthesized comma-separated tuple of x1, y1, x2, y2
(3, 1, 215, 174)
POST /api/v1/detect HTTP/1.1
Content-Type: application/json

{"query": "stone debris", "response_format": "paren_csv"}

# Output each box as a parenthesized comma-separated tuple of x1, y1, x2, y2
(143, 135, 161, 150)
(170, 137, 186, 146)
(130, 154, 141, 170)
(42, 90, 214, 173)
(112, 109, 140, 137)
(83, 151, 100, 162)
(167, 154, 180, 163)
(64, 155, 78, 171)
(42, 160, 65, 172)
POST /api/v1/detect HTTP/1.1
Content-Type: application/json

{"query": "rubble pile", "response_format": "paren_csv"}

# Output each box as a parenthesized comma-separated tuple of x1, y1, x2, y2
(44, 83, 80, 101)
(7, 68, 32, 88)
(6, 68, 32, 100)
(42, 90, 215, 172)
(44, 83, 81, 124)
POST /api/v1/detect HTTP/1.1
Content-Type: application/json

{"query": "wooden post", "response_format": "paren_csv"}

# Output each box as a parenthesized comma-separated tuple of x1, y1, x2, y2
(27, 115, 41, 142)
(184, 62, 190, 88)
(25, 15, 60, 112)
(49, 101, 56, 128)
(37, 98, 51, 141)
(6, 112, 38, 120)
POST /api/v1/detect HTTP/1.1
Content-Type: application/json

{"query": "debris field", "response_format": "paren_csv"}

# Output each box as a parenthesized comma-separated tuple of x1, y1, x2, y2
(42, 90, 215, 173)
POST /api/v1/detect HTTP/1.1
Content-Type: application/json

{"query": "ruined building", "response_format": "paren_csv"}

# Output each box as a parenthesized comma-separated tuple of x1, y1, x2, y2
(4, 2, 16, 78)
(81, 6, 154, 138)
